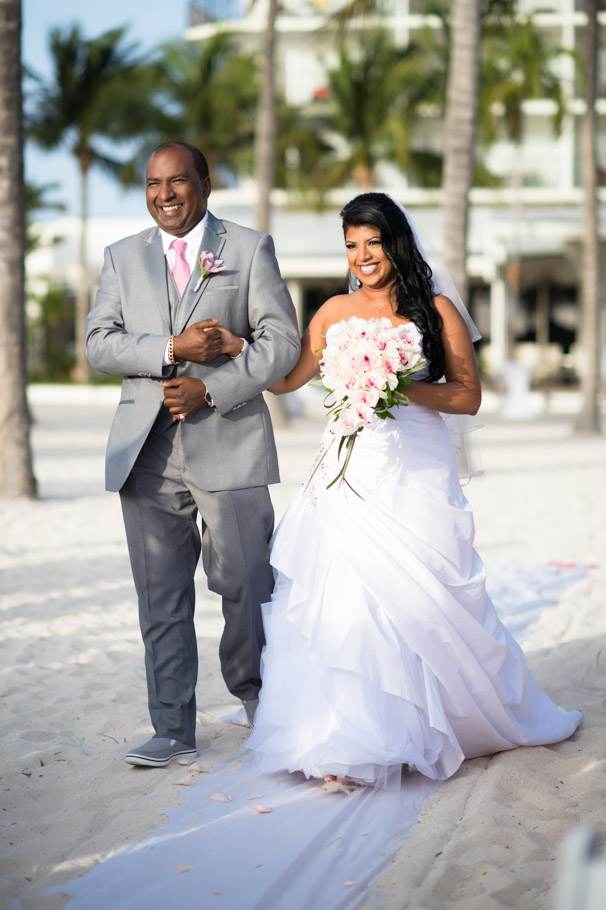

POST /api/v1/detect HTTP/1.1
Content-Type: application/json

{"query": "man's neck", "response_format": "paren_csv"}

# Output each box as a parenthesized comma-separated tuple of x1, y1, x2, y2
(159, 212, 209, 255)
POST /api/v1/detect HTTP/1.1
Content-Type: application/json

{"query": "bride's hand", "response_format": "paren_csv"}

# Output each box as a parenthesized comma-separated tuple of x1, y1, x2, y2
(217, 326, 247, 358)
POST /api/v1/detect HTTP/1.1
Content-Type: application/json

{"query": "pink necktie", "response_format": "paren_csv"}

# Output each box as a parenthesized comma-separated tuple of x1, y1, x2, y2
(170, 238, 190, 296)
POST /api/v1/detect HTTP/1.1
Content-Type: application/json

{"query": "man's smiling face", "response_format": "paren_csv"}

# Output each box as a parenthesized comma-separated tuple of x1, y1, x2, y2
(145, 146, 210, 237)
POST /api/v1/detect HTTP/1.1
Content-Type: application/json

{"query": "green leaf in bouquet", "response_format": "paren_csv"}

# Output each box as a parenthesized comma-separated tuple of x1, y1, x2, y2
(393, 393, 410, 406)
(327, 434, 363, 499)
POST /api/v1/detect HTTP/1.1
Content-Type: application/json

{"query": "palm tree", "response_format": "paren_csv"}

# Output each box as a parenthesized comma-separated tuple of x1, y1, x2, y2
(479, 12, 566, 148)
(143, 35, 258, 187)
(319, 28, 442, 191)
(28, 25, 152, 382)
(441, 0, 482, 307)
(575, 0, 602, 434)
(481, 10, 568, 360)
(441, 1, 570, 373)
(0, 0, 36, 498)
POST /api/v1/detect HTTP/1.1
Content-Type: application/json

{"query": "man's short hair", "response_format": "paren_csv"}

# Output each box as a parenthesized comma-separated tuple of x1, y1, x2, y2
(149, 142, 210, 181)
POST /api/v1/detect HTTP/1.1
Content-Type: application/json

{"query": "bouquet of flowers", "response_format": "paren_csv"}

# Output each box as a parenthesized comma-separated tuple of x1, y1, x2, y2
(315, 316, 425, 491)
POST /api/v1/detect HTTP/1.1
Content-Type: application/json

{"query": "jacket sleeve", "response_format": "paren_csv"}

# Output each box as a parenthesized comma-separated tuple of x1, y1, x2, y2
(85, 245, 169, 379)
(203, 233, 301, 416)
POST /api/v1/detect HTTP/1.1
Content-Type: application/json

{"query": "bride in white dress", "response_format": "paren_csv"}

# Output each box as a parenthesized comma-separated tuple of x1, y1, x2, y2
(221, 193, 581, 790)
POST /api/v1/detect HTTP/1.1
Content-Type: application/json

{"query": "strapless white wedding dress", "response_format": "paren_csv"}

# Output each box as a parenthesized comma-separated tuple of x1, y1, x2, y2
(247, 358, 581, 789)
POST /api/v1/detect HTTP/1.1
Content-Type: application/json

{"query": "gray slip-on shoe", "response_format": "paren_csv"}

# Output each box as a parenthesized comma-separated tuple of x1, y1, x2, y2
(125, 737, 197, 767)
(242, 698, 259, 728)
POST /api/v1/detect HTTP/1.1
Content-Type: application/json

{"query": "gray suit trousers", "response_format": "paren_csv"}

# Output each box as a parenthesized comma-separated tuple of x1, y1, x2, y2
(119, 420, 275, 746)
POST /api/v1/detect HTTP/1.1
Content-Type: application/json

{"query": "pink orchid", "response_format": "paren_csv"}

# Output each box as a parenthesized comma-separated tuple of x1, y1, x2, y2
(199, 250, 225, 278)
(194, 251, 225, 290)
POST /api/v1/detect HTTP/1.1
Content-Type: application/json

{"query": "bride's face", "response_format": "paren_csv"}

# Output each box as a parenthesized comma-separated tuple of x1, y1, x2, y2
(345, 224, 396, 291)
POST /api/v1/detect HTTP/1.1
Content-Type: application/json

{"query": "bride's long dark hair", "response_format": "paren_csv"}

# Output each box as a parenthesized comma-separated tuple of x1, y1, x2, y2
(340, 192, 445, 381)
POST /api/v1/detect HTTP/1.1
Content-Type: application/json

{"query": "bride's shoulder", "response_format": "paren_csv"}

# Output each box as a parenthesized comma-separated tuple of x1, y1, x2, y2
(308, 294, 351, 333)
(433, 294, 474, 338)
(321, 293, 352, 315)
(433, 294, 464, 325)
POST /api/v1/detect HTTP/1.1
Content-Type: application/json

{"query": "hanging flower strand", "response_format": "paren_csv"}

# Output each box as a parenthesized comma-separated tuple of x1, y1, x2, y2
(194, 251, 225, 291)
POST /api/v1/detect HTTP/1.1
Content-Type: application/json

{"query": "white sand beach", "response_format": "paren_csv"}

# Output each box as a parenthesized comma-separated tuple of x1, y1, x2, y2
(1, 387, 605, 910)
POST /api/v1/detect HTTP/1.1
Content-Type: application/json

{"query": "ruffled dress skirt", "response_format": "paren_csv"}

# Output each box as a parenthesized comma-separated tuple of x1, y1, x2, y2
(247, 402, 581, 789)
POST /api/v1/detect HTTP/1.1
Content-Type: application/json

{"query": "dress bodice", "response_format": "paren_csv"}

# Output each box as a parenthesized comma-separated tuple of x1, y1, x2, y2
(396, 320, 432, 382)
(409, 354, 432, 383)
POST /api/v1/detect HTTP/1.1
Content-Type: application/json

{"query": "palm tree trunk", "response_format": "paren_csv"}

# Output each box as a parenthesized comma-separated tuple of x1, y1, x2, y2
(354, 163, 373, 192)
(254, 0, 288, 427)
(442, 0, 482, 305)
(254, 0, 278, 234)
(575, 0, 602, 434)
(0, 0, 36, 498)
(74, 158, 92, 382)
(506, 144, 524, 360)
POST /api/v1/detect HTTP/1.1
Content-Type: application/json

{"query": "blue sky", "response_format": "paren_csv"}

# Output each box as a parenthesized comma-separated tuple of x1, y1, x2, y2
(24, 0, 190, 218)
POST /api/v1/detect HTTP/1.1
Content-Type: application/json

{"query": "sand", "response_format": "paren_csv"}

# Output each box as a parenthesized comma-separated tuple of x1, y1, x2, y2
(1, 387, 604, 910)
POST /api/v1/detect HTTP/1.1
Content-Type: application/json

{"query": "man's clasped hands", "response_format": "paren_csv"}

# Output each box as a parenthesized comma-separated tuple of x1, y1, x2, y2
(162, 318, 242, 421)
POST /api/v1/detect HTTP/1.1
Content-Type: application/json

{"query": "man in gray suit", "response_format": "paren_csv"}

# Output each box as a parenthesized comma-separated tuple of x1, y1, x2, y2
(86, 142, 300, 767)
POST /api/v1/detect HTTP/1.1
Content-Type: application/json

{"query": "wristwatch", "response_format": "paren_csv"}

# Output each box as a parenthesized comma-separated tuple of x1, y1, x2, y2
(204, 388, 214, 408)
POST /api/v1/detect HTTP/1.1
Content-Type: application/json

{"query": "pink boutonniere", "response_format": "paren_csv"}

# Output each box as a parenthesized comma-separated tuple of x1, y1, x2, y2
(194, 251, 225, 291)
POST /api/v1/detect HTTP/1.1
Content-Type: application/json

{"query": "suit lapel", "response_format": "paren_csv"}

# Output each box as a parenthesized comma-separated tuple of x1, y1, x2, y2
(177, 211, 227, 332)
(143, 227, 172, 329)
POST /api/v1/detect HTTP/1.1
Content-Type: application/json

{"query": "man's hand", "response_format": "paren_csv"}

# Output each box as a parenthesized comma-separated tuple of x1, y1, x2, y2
(162, 377, 208, 420)
(172, 320, 222, 363)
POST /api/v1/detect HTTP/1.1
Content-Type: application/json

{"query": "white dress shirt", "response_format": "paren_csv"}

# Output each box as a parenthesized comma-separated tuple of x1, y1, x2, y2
(161, 213, 209, 365)
(159, 212, 209, 278)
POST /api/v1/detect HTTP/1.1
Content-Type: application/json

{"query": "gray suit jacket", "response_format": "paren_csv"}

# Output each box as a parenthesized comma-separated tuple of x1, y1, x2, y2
(86, 211, 301, 492)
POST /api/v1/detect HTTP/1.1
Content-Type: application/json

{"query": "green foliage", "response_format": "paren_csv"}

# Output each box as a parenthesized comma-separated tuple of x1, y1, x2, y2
(25, 182, 65, 254)
(479, 12, 567, 146)
(134, 34, 260, 185)
(330, 0, 386, 27)
(316, 28, 443, 190)
(275, 100, 332, 193)
(400, 2, 569, 184)
(28, 286, 75, 381)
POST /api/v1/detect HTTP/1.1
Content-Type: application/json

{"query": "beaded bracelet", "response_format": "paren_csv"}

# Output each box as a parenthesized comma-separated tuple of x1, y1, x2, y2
(168, 334, 181, 365)
(233, 338, 249, 359)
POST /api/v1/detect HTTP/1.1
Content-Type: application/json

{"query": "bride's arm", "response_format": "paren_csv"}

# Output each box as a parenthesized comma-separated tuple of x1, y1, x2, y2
(216, 318, 326, 394)
(268, 297, 347, 394)
(404, 296, 482, 415)
(268, 321, 325, 394)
